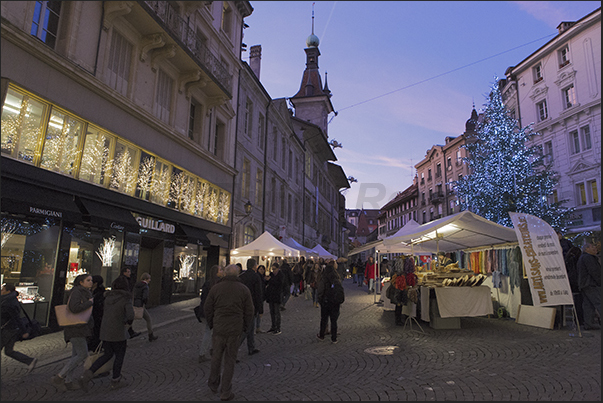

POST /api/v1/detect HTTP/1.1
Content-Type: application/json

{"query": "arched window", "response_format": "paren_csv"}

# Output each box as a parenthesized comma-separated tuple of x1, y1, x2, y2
(244, 226, 255, 245)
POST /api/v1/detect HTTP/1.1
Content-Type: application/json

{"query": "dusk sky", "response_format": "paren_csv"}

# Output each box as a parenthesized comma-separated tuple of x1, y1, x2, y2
(240, 1, 601, 210)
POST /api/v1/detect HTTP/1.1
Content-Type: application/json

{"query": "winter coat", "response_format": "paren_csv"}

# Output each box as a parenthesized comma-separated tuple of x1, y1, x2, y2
(63, 285, 94, 343)
(264, 270, 284, 303)
(292, 262, 304, 284)
(364, 261, 377, 280)
(280, 262, 293, 289)
(239, 268, 263, 315)
(307, 266, 321, 289)
(256, 272, 266, 315)
(99, 289, 135, 342)
(133, 280, 150, 307)
(577, 252, 601, 290)
(203, 276, 254, 337)
(317, 265, 343, 307)
(1, 291, 26, 335)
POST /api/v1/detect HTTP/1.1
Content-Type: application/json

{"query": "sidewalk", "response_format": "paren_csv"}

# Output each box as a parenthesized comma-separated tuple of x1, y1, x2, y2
(1, 280, 600, 401)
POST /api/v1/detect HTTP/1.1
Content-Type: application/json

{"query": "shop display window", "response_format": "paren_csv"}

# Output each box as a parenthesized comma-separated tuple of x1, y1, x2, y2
(1, 215, 60, 325)
(173, 244, 206, 297)
(65, 226, 124, 290)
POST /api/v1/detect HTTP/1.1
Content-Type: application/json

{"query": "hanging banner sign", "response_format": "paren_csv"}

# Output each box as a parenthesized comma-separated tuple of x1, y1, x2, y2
(509, 212, 573, 307)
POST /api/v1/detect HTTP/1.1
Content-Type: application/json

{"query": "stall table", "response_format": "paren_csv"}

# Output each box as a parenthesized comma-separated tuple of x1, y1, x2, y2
(421, 285, 493, 329)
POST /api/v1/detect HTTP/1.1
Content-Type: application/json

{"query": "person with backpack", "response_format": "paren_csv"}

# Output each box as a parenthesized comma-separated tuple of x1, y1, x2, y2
(316, 260, 345, 344)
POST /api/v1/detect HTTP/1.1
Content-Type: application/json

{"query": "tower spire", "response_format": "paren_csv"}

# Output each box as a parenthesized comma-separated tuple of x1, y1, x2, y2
(312, 2, 315, 35)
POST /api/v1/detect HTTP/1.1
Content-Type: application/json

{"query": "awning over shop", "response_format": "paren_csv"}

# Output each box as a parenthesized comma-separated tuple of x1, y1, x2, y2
(1, 177, 82, 222)
(77, 197, 140, 233)
(178, 224, 211, 246)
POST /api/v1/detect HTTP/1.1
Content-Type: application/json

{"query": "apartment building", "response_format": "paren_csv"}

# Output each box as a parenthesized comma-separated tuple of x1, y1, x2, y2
(1, 1, 252, 329)
(378, 179, 419, 239)
(500, 7, 601, 236)
(414, 107, 478, 224)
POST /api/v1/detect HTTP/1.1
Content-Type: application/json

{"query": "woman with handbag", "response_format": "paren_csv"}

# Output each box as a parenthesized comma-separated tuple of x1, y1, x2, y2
(79, 275, 135, 391)
(1, 283, 38, 374)
(132, 272, 158, 342)
(51, 274, 94, 392)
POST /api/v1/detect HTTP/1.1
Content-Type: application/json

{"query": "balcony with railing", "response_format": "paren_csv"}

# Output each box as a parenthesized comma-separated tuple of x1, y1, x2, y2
(141, 1, 233, 96)
(429, 192, 445, 204)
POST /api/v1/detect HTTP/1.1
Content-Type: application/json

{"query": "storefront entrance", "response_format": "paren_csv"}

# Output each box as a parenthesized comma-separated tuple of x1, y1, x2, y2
(138, 236, 164, 308)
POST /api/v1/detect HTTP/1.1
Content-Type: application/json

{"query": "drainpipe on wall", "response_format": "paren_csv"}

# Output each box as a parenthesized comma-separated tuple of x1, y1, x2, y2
(231, 70, 243, 251)
(262, 99, 271, 233)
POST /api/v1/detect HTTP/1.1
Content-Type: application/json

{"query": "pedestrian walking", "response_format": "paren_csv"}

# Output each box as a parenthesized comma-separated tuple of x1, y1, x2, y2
(308, 261, 322, 308)
(1, 283, 38, 374)
(198, 264, 223, 363)
(87, 275, 105, 352)
(577, 241, 601, 330)
(356, 258, 365, 287)
(316, 261, 345, 344)
(264, 262, 284, 334)
(238, 258, 262, 356)
(79, 275, 135, 391)
(280, 258, 293, 310)
(51, 274, 94, 392)
(255, 265, 267, 333)
(119, 267, 141, 339)
(364, 256, 377, 293)
(292, 257, 305, 296)
(133, 272, 158, 342)
(204, 264, 254, 401)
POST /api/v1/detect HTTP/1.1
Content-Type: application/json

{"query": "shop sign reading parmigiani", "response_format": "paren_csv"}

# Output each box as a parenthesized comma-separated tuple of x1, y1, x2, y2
(136, 216, 175, 234)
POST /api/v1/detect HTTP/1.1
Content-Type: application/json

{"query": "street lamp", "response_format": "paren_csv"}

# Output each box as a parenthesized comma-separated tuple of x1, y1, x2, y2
(235, 200, 253, 225)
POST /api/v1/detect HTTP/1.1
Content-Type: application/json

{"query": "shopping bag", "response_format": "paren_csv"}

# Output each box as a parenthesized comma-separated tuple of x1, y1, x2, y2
(54, 303, 92, 326)
(84, 341, 114, 377)
(133, 306, 144, 320)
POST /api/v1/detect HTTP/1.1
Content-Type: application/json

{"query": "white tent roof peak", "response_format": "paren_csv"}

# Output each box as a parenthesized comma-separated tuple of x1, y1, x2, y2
(282, 237, 318, 257)
(310, 244, 337, 259)
(230, 231, 301, 258)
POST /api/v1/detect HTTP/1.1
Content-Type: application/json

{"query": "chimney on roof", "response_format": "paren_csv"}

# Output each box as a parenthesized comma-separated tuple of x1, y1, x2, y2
(556, 21, 575, 34)
(249, 45, 261, 79)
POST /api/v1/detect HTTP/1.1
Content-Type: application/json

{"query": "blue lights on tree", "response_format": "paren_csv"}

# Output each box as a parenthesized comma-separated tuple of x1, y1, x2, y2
(454, 78, 572, 230)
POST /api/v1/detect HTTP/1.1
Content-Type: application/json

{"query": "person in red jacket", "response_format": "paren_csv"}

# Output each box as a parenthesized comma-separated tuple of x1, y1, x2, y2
(364, 256, 377, 294)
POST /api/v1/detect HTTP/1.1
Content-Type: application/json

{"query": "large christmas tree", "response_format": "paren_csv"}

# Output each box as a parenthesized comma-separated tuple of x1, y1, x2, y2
(454, 78, 572, 230)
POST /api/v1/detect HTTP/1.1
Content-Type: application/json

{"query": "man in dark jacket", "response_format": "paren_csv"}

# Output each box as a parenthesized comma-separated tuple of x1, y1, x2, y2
(264, 262, 284, 334)
(577, 241, 601, 330)
(1, 283, 37, 373)
(238, 258, 262, 355)
(204, 264, 254, 401)
(133, 272, 158, 342)
(119, 267, 140, 339)
(279, 259, 293, 310)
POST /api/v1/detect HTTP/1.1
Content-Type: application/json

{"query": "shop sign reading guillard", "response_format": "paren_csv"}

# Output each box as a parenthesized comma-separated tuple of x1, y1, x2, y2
(135, 215, 175, 234)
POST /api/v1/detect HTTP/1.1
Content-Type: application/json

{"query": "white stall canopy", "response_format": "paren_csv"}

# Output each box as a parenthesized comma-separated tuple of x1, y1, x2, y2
(230, 231, 301, 258)
(282, 237, 318, 258)
(383, 211, 518, 253)
(310, 244, 337, 260)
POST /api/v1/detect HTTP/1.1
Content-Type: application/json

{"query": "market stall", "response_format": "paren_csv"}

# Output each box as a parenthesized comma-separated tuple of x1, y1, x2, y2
(309, 244, 337, 260)
(383, 211, 519, 328)
(230, 231, 301, 269)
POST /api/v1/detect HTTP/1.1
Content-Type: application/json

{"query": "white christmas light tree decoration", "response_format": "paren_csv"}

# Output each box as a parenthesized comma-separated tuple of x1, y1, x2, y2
(178, 253, 196, 278)
(454, 77, 572, 230)
(111, 148, 137, 194)
(80, 134, 112, 183)
(1, 219, 17, 248)
(152, 165, 171, 205)
(170, 171, 194, 212)
(194, 181, 208, 217)
(40, 116, 82, 175)
(207, 187, 219, 221)
(137, 156, 156, 197)
(218, 191, 230, 224)
(96, 236, 117, 267)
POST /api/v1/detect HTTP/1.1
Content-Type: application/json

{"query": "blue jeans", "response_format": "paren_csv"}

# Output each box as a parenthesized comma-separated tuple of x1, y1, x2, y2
(1, 328, 35, 366)
(239, 312, 257, 353)
(58, 336, 89, 382)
